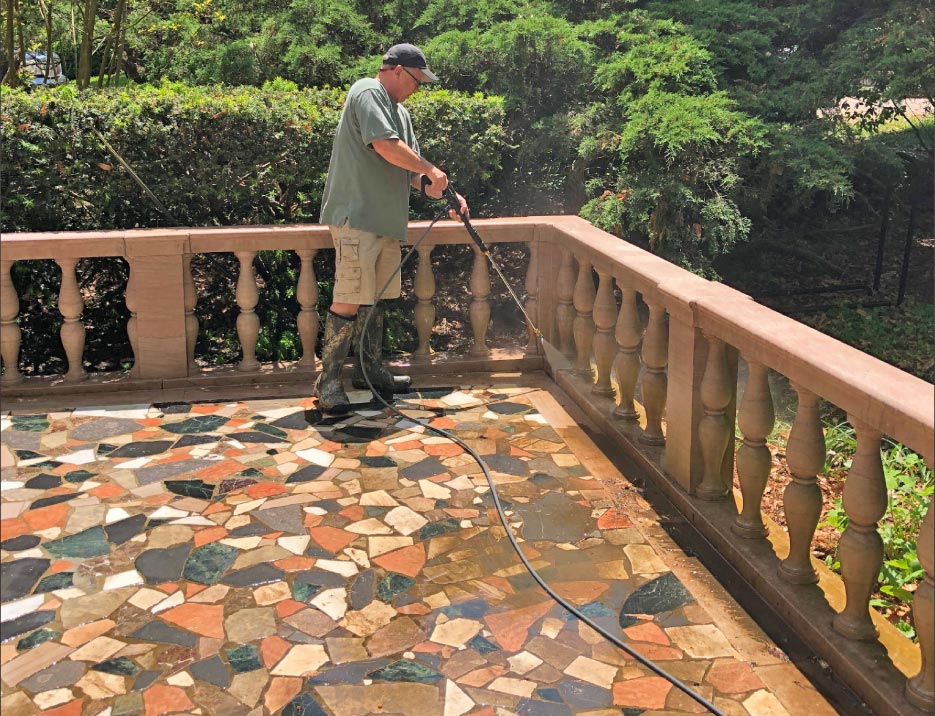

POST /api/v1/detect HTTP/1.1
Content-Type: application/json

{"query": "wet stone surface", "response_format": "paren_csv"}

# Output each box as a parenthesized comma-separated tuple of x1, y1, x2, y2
(1, 387, 833, 716)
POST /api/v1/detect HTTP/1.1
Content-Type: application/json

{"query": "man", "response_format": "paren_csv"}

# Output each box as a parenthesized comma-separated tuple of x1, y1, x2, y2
(317, 43, 469, 414)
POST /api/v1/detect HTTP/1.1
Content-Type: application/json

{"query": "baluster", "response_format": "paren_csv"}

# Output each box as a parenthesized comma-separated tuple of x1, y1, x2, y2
(469, 243, 490, 357)
(697, 335, 733, 500)
(732, 360, 774, 537)
(413, 245, 435, 360)
(0, 260, 23, 384)
(779, 385, 824, 584)
(612, 285, 640, 420)
(639, 301, 667, 446)
(55, 258, 87, 382)
(591, 269, 616, 396)
(182, 253, 199, 374)
(833, 420, 887, 640)
(296, 249, 318, 369)
(524, 241, 539, 355)
(907, 487, 934, 710)
(556, 249, 576, 357)
(572, 257, 595, 379)
(235, 251, 260, 372)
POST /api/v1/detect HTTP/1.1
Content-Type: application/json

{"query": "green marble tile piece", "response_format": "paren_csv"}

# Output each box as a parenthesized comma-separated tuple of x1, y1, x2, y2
(182, 542, 239, 585)
(162, 415, 228, 434)
(225, 643, 262, 673)
(93, 656, 141, 676)
(34, 572, 74, 593)
(291, 580, 320, 602)
(10, 415, 49, 432)
(252, 423, 288, 439)
(367, 659, 442, 684)
(64, 469, 97, 483)
(418, 518, 460, 541)
(377, 573, 416, 601)
(44, 526, 110, 559)
(16, 628, 60, 651)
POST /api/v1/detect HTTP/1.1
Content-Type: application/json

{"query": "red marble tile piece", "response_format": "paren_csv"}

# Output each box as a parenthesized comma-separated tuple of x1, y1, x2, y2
(483, 428, 510, 440)
(483, 600, 553, 652)
(552, 581, 609, 604)
(705, 660, 765, 694)
(190, 404, 220, 414)
(425, 443, 464, 457)
(184, 583, 208, 598)
(225, 419, 248, 428)
(372, 543, 426, 578)
(136, 418, 163, 428)
(304, 513, 325, 529)
(613, 676, 673, 709)
(480, 575, 516, 596)
(389, 440, 422, 451)
(427, 473, 451, 483)
(309, 526, 357, 553)
(468, 709, 496, 716)
(49, 560, 76, 573)
(37, 698, 84, 716)
(339, 504, 365, 521)
(273, 556, 317, 572)
(623, 621, 670, 646)
(143, 684, 195, 716)
(246, 483, 288, 498)
(265, 676, 303, 712)
(194, 526, 228, 548)
(62, 619, 116, 647)
(458, 665, 506, 687)
(366, 442, 388, 457)
(597, 508, 633, 530)
(411, 641, 444, 654)
(23, 503, 71, 531)
(144, 493, 175, 506)
(632, 643, 684, 660)
(260, 635, 293, 669)
(509, 446, 534, 458)
(43, 597, 62, 610)
(156, 582, 180, 594)
(396, 603, 431, 616)
(429, 417, 457, 429)
(89, 483, 126, 499)
(276, 600, 307, 619)
(264, 531, 284, 539)
(444, 508, 479, 519)
(0, 518, 30, 540)
(159, 603, 225, 638)
(202, 501, 229, 516)
(195, 460, 244, 481)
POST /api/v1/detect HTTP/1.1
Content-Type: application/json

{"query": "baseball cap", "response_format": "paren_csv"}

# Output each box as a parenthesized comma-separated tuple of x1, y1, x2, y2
(383, 43, 438, 82)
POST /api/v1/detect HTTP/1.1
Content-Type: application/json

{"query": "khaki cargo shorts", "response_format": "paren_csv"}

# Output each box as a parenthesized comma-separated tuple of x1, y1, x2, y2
(329, 224, 402, 305)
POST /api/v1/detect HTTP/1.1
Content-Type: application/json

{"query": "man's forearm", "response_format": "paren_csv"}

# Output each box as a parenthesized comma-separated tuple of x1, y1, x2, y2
(371, 138, 434, 176)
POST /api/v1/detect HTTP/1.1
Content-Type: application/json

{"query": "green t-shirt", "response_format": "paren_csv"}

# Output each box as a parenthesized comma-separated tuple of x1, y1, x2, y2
(319, 78, 420, 241)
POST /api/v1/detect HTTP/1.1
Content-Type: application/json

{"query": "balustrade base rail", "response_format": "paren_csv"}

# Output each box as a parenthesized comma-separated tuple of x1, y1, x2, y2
(553, 366, 925, 716)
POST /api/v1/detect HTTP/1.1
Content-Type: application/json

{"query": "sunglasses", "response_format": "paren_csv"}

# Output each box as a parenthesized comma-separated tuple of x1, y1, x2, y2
(401, 66, 428, 88)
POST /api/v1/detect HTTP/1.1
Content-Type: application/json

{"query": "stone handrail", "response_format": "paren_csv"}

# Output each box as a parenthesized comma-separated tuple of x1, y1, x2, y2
(1, 216, 932, 716)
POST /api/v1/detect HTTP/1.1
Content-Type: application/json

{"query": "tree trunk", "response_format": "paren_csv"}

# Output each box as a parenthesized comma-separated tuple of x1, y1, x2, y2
(2, 0, 16, 85)
(76, 0, 98, 89)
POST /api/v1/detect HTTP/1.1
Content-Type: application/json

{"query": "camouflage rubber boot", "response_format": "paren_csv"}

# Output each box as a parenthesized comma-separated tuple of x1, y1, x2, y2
(351, 304, 412, 394)
(313, 310, 355, 414)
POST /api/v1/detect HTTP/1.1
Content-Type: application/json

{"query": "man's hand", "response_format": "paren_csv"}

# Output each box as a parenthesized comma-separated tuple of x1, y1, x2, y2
(448, 192, 469, 221)
(423, 166, 448, 198)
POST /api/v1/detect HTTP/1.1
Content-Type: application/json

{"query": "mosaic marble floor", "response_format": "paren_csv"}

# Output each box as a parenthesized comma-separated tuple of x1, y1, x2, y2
(1, 385, 836, 716)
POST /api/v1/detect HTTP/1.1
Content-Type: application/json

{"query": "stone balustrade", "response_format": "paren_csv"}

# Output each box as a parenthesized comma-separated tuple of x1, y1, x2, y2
(2, 215, 933, 716)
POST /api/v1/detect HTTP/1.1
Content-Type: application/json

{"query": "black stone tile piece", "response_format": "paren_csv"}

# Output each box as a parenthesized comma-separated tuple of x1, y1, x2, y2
(63, 469, 96, 483)
(530, 473, 562, 490)
(1, 610, 55, 642)
(222, 563, 285, 587)
(25, 473, 61, 489)
(190, 655, 230, 688)
(349, 570, 375, 610)
(105, 514, 148, 545)
(30, 493, 78, 510)
(619, 614, 640, 629)
(17, 628, 59, 651)
(34, 572, 73, 593)
(294, 569, 346, 589)
(20, 660, 87, 691)
(172, 434, 218, 448)
(136, 544, 192, 584)
(487, 401, 532, 415)
(303, 545, 333, 560)
(228, 523, 270, 537)
(401, 457, 446, 480)
(44, 526, 110, 559)
(483, 454, 529, 476)
(517, 699, 573, 716)
(557, 681, 612, 710)
(162, 415, 228, 434)
(251, 423, 289, 439)
(270, 410, 318, 430)
(164, 479, 214, 499)
(97, 443, 118, 455)
(155, 402, 193, 414)
(130, 621, 198, 648)
(132, 670, 161, 691)
(307, 658, 392, 685)
(282, 693, 327, 716)
(441, 599, 489, 619)
(360, 456, 397, 468)
(229, 431, 288, 444)
(622, 710, 646, 716)
(621, 572, 694, 618)
(333, 425, 384, 443)
(418, 518, 460, 541)
(16, 449, 46, 460)
(93, 656, 141, 676)
(418, 387, 456, 399)
(286, 465, 327, 483)
(108, 440, 174, 458)
(1, 534, 41, 551)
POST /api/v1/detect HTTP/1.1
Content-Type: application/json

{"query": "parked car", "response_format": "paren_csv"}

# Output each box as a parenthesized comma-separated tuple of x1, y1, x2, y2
(23, 51, 67, 86)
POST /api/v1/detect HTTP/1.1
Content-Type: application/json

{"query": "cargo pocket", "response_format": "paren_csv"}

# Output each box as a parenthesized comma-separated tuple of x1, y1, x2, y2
(339, 237, 360, 262)
(336, 266, 362, 293)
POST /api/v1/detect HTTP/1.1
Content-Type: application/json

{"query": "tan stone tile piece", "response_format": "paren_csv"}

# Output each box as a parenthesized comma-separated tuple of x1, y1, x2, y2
(270, 644, 328, 676)
(1, 641, 74, 687)
(61, 619, 117, 647)
(315, 682, 442, 716)
(68, 635, 125, 662)
(367, 617, 427, 658)
(326, 637, 369, 664)
(229, 669, 270, 708)
(743, 689, 793, 716)
(665, 625, 738, 659)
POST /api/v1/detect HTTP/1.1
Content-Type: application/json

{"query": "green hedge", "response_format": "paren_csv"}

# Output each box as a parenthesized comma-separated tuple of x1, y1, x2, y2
(1, 81, 508, 231)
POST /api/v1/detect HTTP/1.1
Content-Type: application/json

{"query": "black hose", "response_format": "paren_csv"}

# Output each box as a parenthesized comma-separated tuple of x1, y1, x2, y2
(356, 198, 726, 716)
